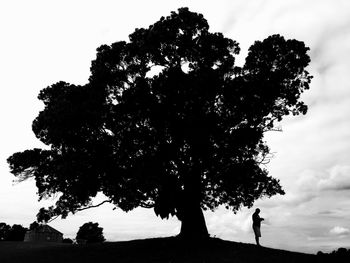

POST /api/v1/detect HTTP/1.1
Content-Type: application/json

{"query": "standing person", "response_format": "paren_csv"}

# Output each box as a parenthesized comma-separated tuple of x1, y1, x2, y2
(252, 208, 264, 246)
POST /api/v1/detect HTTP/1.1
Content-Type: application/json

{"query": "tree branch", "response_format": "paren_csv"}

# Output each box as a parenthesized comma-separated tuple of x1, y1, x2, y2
(256, 152, 275, 165)
(48, 215, 60, 223)
(140, 201, 154, 208)
(48, 200, 113, 223)
(75, 199, 113, 212)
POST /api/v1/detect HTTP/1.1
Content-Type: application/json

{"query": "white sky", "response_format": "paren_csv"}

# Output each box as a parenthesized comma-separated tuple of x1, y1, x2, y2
(1, 0, 350, 254)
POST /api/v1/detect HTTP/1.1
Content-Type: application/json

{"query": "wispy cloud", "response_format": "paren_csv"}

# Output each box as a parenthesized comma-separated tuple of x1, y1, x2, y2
(330, 226, 350, 236)
(318, 166, 350, 191)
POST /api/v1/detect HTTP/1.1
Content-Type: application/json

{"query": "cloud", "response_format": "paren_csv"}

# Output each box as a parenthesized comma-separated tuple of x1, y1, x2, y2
(317, 210, 335, 216)
(318, 165, 350, 191)
(260, 192, 317, 210)
(205, 208, 252, 236)
(330, 226, 350, 236)
(287, 165, 350, 194)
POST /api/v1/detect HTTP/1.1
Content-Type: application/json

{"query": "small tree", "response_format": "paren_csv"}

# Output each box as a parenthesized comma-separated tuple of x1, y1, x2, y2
(7, 8, 312, 239)
(0, 223, 11, 241)
(62, 238, 74, 244)
(76, 222, 105, 243)
(29, 221, 40, 230)
(6, 224, 27, 241)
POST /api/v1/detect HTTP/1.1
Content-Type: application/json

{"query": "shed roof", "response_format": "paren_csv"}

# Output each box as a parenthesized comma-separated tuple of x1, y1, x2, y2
(31, 224, 63, 235)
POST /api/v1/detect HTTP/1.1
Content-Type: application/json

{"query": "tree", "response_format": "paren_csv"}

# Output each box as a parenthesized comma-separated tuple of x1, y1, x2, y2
(0, 223, 11, 241)
(0, 223, 28, 241)
(6, 224, 28, 241)
(7, 8, 312, 239)
(62, 238, 74, 244)
(29, 221, 40, 230)
(76, 222, 105, 243)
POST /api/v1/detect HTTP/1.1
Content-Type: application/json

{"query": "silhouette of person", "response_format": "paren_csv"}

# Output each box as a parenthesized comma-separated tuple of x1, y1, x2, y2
(252, 208, 264, 246)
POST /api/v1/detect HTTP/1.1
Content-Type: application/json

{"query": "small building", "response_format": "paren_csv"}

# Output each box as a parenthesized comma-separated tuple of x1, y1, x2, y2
(24, 224, 63, 243)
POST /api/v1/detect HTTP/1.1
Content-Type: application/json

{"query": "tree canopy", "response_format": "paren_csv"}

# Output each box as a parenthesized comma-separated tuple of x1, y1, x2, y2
(7, 8, 312, 238)
(0, 223, 27, 241)
(76, 222, 105, 243)
(29, 221, 40, 231)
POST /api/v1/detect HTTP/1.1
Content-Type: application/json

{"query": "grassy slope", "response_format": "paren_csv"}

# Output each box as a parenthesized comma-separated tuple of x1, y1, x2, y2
(0, 237, 318, 263)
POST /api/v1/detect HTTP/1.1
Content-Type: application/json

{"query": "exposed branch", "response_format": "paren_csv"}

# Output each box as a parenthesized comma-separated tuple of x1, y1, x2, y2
(256, 152, 276, 165)
(76, 199, 113, 212)
(13, 168, 35, 184)
(47, 215, 60, 223)
(140, 201, 155, 208)
(48, 199, 113, 223)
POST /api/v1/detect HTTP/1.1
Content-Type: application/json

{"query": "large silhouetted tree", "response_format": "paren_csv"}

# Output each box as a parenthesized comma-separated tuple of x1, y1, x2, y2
(7, 8, 312, 239)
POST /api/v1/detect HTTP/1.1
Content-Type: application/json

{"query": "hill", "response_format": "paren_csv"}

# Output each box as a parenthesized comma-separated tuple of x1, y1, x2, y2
(0, 237, 320, 263)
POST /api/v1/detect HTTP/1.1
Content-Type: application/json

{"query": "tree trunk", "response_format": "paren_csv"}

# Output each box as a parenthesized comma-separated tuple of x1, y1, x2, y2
(178, 162, 209, 240)
(179, 201, 209, 240)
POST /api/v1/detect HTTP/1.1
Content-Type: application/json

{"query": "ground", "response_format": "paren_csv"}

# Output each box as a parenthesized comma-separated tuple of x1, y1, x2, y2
(0, 237, 321, 263)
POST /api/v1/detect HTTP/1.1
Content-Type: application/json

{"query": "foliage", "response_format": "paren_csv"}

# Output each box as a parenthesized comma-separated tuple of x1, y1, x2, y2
(62, 238, 73, 244)
(0, 223, 28, 241)
(76, 222, 105, 243)
(317, 248, 350, 263)
(0, 222, 11, 241)
(29, 221, 39, 230)
(7, 8, 311, 235)
(7, 224, 28, 241)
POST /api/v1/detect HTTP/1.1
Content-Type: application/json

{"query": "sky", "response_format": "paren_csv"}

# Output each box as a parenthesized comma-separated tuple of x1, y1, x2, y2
(0, 0, 349, 254)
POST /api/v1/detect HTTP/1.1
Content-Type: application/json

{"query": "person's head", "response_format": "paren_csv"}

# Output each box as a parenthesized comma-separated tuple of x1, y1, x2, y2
(255, 208, 260, 214)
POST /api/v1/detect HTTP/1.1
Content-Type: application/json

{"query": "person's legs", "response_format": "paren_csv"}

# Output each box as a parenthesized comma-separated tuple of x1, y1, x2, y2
(255, 235, 260, 246)
(253, 226, 261, 246)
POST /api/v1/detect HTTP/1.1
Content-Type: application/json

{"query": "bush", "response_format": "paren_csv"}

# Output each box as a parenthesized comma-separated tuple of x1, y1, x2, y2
(317, 247, 350, 262)
(76, 222, 105, 243)
(62, 238, 73, 244)
(29, 221, 40, 230)
(6, 224, 28, 241)
(0, 223, 11, 241)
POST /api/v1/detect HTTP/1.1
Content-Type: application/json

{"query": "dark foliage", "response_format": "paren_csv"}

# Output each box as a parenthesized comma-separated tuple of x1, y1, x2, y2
(317, 248, 350, 263)
(0, 224, 28, 241)
(76, 222, 105, 243)
(29, 221, 40, 230)
(0, 222, 11, 241)
(62, 238, 74, 244)
(7, 8, 312, 238)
